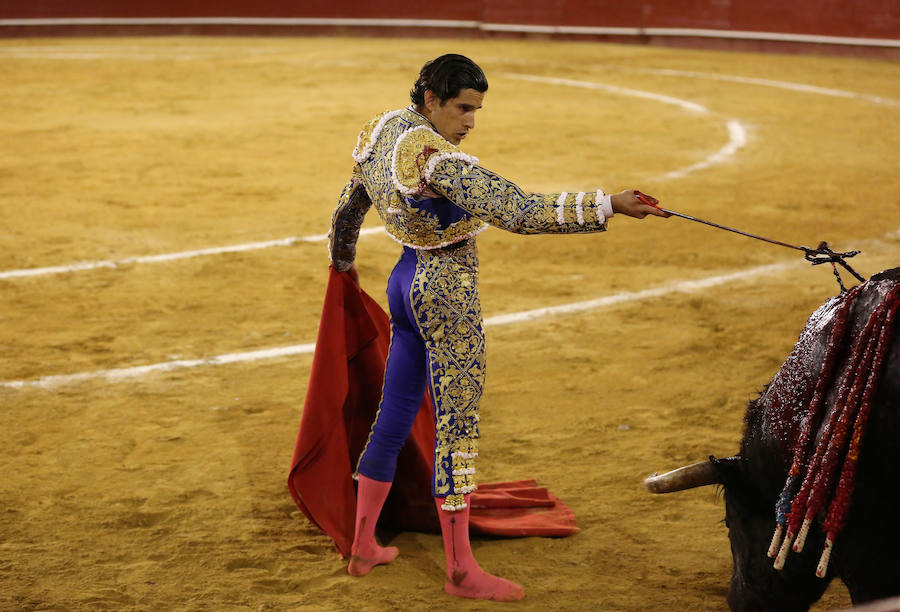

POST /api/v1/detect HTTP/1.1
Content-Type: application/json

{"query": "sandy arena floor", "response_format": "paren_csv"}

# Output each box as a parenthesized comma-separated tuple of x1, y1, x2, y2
(1, 36, 898, 610)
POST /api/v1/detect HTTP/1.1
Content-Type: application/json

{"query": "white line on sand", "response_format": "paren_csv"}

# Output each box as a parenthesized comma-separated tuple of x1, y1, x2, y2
(2, 344, 314, 390)
(2, 66, 891, 388)
(501, 73, 748, 182)
(638, 68, 900, 108)
(0, 74, 743, 281)
(0, 227, 385, 280)
(482, 261, 794, 326)
(501, 73, 709, 113)
(1, 261, 797, 390)
(653, 120, 747, 181)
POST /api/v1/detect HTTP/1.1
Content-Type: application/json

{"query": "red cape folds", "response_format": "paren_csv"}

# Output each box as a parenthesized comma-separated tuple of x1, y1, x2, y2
(287, 266, 578, 557)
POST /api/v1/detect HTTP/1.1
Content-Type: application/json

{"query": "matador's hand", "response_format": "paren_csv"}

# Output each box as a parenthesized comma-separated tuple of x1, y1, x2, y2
(610, 189, 669, 219)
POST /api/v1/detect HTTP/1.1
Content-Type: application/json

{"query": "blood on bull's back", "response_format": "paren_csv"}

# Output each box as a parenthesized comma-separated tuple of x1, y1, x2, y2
(644, 267, 900, 612)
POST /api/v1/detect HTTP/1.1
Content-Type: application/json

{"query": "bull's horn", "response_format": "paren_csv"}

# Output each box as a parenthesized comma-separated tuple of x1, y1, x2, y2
(644, 459, 725, 493)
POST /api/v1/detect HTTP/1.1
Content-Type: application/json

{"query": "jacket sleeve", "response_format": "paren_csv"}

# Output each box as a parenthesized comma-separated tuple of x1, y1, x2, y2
(391, 125, 612, 235)
(328, 167, 372, 272)
(429, 159, 613, 235)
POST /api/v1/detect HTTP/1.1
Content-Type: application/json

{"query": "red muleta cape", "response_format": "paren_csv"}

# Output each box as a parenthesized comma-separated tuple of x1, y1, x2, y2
(287, 266, 578, 557)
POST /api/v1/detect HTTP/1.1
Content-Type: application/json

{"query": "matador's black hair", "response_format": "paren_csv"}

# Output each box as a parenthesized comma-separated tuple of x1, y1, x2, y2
(410, 54, 488, 106)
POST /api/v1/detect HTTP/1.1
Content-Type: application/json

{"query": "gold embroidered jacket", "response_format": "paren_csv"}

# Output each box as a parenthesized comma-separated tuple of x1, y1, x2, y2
(329, 107, 614, 270)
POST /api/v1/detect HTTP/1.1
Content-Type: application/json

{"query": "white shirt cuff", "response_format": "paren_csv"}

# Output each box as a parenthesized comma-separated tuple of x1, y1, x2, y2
(598, 191, 614, 221)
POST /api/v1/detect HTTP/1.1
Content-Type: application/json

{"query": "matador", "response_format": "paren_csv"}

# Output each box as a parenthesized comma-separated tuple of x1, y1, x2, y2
(327, 54, 665, 601)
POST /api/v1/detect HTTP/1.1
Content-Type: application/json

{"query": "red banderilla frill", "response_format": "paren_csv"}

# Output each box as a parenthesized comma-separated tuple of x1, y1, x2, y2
(769, 284, 900, 577)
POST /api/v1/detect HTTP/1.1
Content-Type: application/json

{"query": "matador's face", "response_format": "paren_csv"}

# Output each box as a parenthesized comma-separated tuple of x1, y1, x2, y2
(424, 88, 484, 146)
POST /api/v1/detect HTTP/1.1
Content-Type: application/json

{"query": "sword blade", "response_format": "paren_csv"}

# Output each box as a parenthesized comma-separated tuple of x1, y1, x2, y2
(659, 208, 805, 252)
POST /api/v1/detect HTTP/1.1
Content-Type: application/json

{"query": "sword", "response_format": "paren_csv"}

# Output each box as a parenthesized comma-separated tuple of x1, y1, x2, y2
(634, 191, 865, 287)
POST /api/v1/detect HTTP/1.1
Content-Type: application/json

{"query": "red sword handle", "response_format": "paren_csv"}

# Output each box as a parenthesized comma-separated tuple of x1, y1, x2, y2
(635, 190, 671, 217)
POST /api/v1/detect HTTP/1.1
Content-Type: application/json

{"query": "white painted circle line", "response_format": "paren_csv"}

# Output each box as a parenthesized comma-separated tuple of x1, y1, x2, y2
(2, 344, 316, 390)
(653, 119, 747, 181)
(2, 75, 731, 281)
(0, 227, 386, 280)
(483, 261, 795, 326)
(4, 67, 886, 282)
(503, 73, 747, 183)
(0, 260, 799, 390)
(6, 225, 896, 391)
(638, 68, 900, 108)
(501, 73, 709, 113)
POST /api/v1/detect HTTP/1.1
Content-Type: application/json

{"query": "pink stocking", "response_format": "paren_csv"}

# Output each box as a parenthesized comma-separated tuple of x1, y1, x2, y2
(347, 475, 399, 576)
(435, 495, 525, 601)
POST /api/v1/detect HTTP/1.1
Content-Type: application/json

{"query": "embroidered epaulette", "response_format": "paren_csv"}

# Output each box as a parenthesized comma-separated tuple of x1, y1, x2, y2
(391, 126, 479, 196)
(352, 109, 406, 163)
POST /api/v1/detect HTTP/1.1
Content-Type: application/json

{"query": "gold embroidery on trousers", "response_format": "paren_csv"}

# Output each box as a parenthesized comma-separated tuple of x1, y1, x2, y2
(409, 241, 483, 502)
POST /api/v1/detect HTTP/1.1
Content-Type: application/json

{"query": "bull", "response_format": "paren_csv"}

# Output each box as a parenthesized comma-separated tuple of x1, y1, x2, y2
(645, 267, 900, 611)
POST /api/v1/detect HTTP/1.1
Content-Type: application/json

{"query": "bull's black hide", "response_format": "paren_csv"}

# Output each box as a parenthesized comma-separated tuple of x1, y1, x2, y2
(651, 267, 900, 612)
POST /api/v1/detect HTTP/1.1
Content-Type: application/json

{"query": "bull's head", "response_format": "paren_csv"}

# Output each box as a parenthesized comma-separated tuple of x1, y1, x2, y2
(645, 457, 833, 612)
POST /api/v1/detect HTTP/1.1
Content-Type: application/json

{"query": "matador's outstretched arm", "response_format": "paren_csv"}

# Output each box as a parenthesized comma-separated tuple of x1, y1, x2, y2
(391, 126, 612, 235)
(429, 159, 613, 235)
